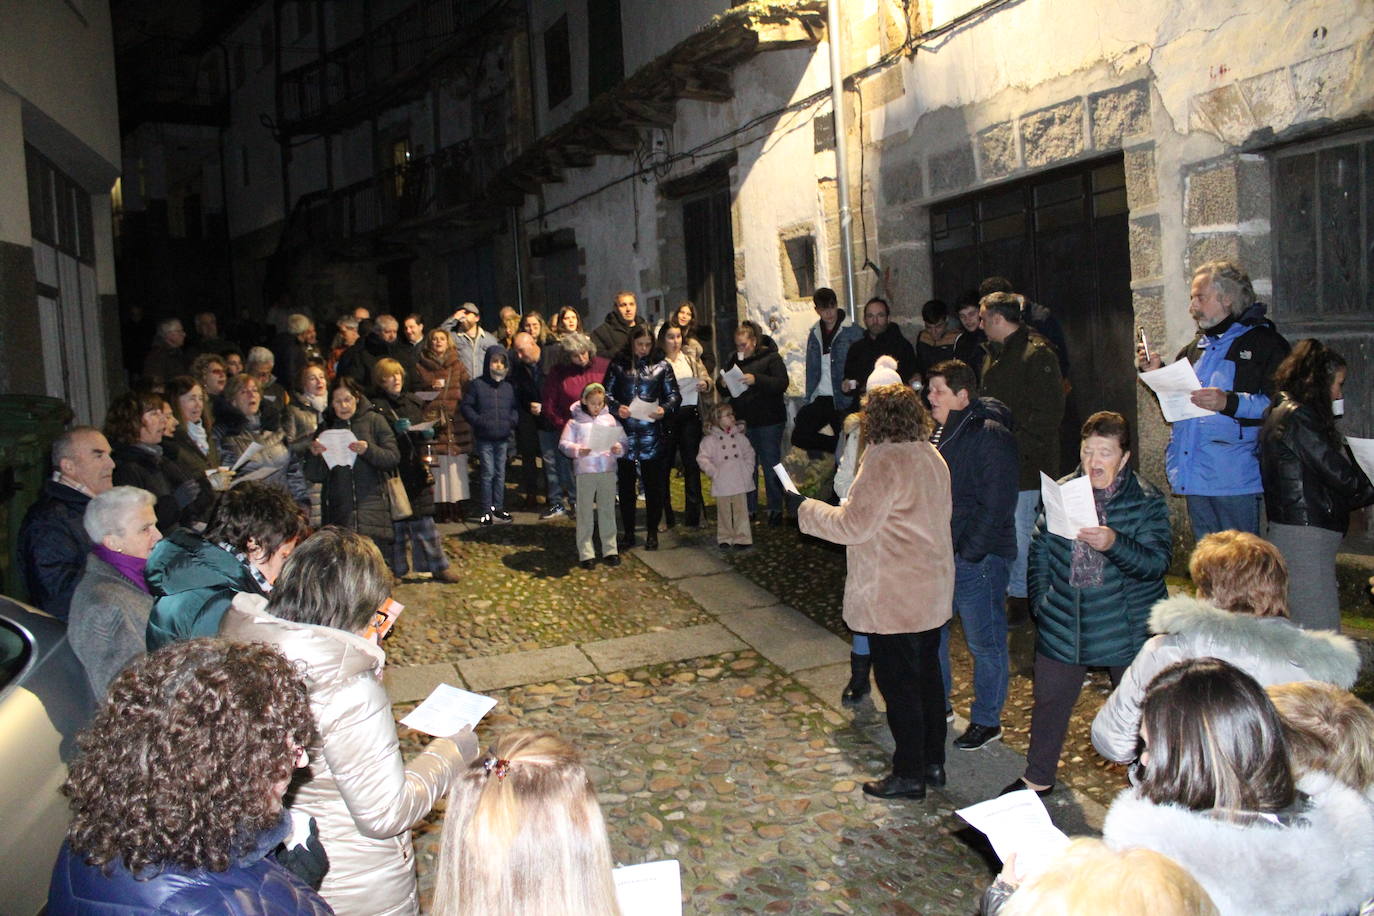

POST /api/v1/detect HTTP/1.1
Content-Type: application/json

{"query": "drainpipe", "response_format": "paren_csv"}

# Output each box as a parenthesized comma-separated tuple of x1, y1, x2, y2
(511, 207, 526, 314)
(825, 0, 856, 317)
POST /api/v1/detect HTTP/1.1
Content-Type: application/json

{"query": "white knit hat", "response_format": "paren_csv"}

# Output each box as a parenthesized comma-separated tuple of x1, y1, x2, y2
(865, 355, 902, 389)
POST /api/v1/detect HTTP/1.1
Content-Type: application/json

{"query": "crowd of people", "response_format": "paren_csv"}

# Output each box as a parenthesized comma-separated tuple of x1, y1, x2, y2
(14, 256, 1374, 913)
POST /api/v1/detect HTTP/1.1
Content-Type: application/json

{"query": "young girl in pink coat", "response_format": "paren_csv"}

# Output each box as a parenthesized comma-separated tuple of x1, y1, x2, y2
(559, 383, 626, 568)
(696, 402, 756, 550)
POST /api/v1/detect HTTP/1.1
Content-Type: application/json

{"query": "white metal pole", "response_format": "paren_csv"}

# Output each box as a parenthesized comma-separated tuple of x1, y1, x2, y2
(826, 0, 857, 317)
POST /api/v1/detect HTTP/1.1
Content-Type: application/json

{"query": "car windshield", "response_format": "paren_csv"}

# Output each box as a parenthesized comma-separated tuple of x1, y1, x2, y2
(0, 618, 31, 691)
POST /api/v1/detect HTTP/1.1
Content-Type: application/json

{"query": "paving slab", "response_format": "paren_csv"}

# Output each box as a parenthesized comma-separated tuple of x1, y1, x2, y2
(581, 623, 746, 672)
(631, 545, 729, 579)
(384, 662, 463, 703)
(721, 603, 851, 673)
(673, 570, 779, 614)
(457, 645, 595, 691)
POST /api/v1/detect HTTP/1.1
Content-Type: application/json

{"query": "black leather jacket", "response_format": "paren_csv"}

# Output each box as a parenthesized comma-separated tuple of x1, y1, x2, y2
(603, 354, 681, 462)
(1260, 394, 1374, 532)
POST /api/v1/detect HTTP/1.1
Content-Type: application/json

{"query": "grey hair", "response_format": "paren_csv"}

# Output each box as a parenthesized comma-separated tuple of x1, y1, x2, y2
(246, 346, 275, 369)
(266, 527, 391, 634)
(287, 314, 314, 335)
(375, 314, 398, 331)
(560, 332, 593, 356)
(1193, 260, 1256, 317)
(52, 425, 104, 468)
(84, 486, 156, 543)
(336, 316, 359, 331)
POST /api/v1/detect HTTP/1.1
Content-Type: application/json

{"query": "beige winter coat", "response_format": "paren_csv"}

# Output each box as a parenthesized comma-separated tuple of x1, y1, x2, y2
(220, 594, 465, 916)
(799, 440, 954, 634)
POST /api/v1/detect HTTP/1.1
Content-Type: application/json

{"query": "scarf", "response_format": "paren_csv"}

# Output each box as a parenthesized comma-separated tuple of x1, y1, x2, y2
(92, 544, 150, 594)
(296, 392, 327, 414)
(1068, 463, 1130, 589)
(186, 420, 209, 455)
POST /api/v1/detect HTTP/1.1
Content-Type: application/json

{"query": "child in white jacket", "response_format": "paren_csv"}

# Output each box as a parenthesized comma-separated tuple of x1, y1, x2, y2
(696, 402, 755, 550)
(559, 383, 627, 568)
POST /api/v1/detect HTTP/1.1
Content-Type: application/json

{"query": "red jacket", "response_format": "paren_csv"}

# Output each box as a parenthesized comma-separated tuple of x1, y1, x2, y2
(541, 356, 610, 431)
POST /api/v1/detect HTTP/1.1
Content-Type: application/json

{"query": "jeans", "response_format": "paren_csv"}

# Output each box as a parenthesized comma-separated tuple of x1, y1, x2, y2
(938, 553, 1011, 727)
(390, 517, 449, 576)
(870, 628, 946, 778)
(475, 439, 509, 511)
(745, 422, 784, 517)
(1008, 489, 1040, 598)
(538, 427, 571, 505)
(851, 633, 870, 655)
(1186, 493, 1261, 540)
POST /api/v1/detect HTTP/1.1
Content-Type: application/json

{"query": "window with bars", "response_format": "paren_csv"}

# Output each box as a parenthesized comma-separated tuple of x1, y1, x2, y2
(1271, 130, 1374, 320)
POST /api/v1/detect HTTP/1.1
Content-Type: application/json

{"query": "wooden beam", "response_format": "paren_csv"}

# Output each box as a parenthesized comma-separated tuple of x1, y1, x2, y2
(617, 99, 677, 129)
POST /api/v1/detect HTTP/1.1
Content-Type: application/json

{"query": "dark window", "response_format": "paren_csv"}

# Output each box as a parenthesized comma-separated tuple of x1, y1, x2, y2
(544, 16, 571, 108)
(782, 234, 816, 299)
(25, 145, 94, 264)
(260, 21, 274, 68)
(586, 0, 624, 100)
(233, 43, 246, 88)
(1272, 130, 1374, 319)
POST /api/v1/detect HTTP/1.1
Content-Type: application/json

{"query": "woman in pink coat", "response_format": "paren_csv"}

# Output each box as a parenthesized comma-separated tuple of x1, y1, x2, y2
(797, 383, 954, 801)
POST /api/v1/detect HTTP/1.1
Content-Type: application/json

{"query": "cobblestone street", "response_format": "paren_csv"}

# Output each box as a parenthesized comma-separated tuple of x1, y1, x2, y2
(384, 499, 1123, 914)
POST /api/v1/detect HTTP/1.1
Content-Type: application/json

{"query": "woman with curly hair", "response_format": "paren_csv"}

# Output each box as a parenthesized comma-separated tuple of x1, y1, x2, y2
(796, 383, 954, 800)
(1260, 338, 1374, 630)
(432, 730, 621, 916)
(106, 389, 204, 533)
(48, 638, 330, 913)
(219, 526, 479, 916)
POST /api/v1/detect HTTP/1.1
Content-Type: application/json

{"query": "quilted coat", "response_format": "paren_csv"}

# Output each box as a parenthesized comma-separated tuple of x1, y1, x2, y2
(1260, 393, 1374, 533)
(459, 349, 519, 442)
(145, 529, 266, 651)
(603, 352, 681, 462)
(17, 479, 92, 618)
(559, 403, 626, 475)
(1028, 469, 1171, 667)
(412, 347, 473, 457)
(799, 440, 954, 635)
(219, 594, 466, 916)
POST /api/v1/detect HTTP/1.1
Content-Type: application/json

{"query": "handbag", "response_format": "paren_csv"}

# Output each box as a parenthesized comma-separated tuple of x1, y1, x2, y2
(385, 472, 413, 520)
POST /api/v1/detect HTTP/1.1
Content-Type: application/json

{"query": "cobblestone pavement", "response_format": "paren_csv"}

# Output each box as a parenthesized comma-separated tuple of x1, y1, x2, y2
(383, 490, 1126, 913)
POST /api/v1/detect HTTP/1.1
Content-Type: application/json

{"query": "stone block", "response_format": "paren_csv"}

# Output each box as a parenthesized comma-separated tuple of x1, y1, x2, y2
(1132, 287, 1165, 343)
(928, 144, 975, 195)
(1237, 155, 1271, 224)
(633, 545, 730, 579)
(1189, 84, 1254, 147)
(1239, 67, 1298, 130)
(580, 623, 746, 672)
(1239, 234, 1272, 286)
(978, 121, 1017, 179)
(384, 663, 463, 703)
(1186, 234, 1240, 273)
(1128, 215, 1162, 282)
(1185, 160, 1239, 228)
(880, 154, 924, 207)
(1020, 98, 1085, 168)
(1292, 46, 1356, 122)
(1090, 81, 1150, 148)
(457, 645, 596, 692)
(674, 571, 782, 615)
(862, 66, 905, 110)
(722, 604, 850, 673)
(1123, 146, 1158, 208)
(875, 244, 933, 307)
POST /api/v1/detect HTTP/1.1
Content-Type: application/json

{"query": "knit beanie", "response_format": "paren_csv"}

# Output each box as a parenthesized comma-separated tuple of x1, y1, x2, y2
(866, 355, 902, 389)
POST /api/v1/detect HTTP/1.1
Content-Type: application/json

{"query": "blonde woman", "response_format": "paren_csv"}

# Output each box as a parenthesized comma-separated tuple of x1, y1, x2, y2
(433, 730, 621, 916)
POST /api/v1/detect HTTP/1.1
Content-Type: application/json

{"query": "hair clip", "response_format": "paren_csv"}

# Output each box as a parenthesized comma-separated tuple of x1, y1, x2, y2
(483, 756, 512, 780)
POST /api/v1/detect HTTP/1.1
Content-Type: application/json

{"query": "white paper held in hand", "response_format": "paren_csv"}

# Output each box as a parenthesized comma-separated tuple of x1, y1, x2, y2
(587, 423, 621, 454)
(956, 790, 1070, 880)
(773, 463, 801, 495)
(229, 440, 263, 473)
(317, 429, 358, 468)
(1040, 472, 1098, 540)
(628, 397, 659, 421)
(719, 364, 747, 398)
(1347, 437, 1374, 485)
(1138, 359, 1215, 422)
(613, 860, 683, 916)
(399, 684, 496, 736)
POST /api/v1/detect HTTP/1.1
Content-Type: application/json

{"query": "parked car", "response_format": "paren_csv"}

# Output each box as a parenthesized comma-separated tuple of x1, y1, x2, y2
(0, 596, 96, 914)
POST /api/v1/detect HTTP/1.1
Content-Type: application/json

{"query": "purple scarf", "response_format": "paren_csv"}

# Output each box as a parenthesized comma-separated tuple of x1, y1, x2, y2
(1068, 464, 1130, 589)
(92, 544, 150, 594)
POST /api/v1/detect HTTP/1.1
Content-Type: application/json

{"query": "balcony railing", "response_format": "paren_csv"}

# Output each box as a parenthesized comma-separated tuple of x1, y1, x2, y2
(279, 0, 510, 135)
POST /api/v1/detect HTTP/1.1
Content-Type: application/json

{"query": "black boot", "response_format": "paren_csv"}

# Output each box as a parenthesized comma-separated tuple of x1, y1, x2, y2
(842, 652, 872, 706)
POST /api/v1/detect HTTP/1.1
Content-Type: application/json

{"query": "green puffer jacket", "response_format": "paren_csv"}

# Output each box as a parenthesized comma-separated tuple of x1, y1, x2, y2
(1029, 470, 1171, 667)
(145, 528, 266, 651)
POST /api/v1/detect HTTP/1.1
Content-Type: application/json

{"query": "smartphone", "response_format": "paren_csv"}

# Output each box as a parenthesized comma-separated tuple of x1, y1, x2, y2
(1137, 327, 1152, 363)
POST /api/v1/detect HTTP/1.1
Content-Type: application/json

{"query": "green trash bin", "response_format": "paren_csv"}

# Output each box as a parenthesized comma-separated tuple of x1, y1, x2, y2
(0, 396, 73, 603)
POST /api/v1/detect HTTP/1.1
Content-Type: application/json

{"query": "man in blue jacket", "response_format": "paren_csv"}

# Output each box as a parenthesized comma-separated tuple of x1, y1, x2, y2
(1137, 260, 1289, 539)
(928, 359, 1019, 751)
(794, 287, 864, 454)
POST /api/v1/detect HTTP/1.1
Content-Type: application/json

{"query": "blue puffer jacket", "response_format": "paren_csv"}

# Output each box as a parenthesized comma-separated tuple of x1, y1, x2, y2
(1164, 304, 1289, 496)
(460, 348, 519, 442)
(603, 352, 682, 462)
(47, 814, 333, 915)
(936, 397, 1019, 563)
(804, 315, 864, 411)
(1029, 469, 1172, 667)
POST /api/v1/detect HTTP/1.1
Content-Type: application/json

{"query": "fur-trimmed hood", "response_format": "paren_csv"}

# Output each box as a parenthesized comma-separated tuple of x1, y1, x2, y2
(1103, 771, 1374, 916)
(1150, 593, 1359, 688)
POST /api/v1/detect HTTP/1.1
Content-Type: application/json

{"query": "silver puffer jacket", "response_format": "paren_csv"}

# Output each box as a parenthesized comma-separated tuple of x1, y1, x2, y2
(220, 593, 465, 916)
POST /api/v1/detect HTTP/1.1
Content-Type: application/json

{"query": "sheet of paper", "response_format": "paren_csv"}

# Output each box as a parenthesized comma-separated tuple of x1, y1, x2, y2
(720, 365, 747, 398)
(588, 423, 622, 454)
(679, 381, 699, 407)
(317, 429, 358, 468)
(613, 860, 682, 916)
(1138, 359, 1214, 422)
(415, 390, 439, 402)
(1348, 437, 1374, 484)
(773, 463, 800, 495)
(628, 397, 659, 421)
(957, 790, 1070, 880)
(407, 420, 436, 432)
(1040, 472, 1098, 539)
(399, 683, 497, 737)
(229, 440, 263, 473)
